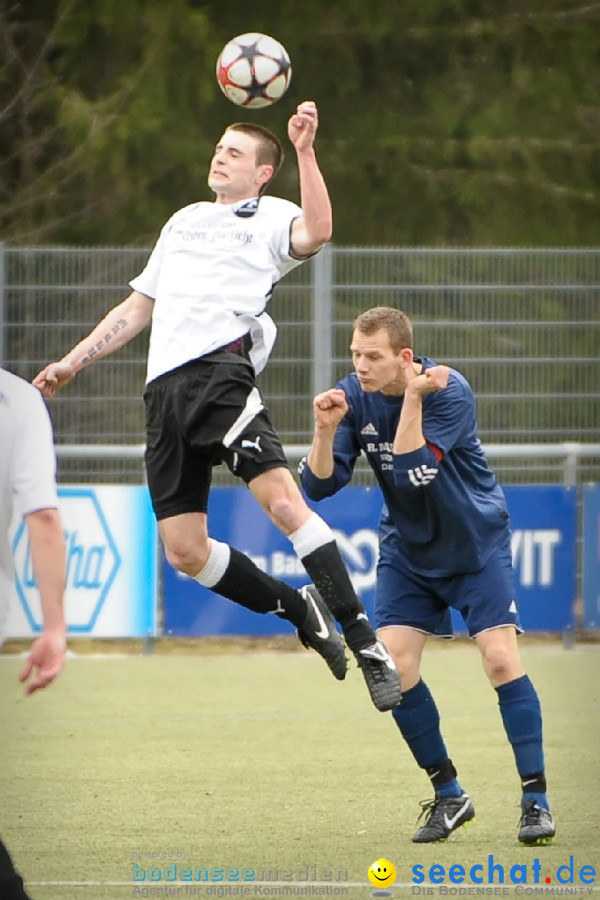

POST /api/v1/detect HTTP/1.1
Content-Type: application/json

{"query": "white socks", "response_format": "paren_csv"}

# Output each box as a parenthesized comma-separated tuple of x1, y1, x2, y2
(288, 512, 335, 559)
(193, 538, 231, 588)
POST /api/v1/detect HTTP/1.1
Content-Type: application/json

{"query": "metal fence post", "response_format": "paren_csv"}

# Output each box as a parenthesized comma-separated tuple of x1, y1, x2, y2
(562, 444, 579, 486)
(312, 242, 333, 396)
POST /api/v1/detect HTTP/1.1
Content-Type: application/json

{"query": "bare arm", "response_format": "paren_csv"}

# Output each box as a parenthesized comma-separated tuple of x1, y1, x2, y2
(393, 366, 450, 454)
(19, 508, 67, 695)
(33, 290, 154, 398)
(306, 388, 348, 478)
(288, 101, 333, 257)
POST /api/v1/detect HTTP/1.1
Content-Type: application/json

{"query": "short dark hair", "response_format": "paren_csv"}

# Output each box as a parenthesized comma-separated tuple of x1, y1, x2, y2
(353, 307, 413, 354)
(226, 122, 284, 194)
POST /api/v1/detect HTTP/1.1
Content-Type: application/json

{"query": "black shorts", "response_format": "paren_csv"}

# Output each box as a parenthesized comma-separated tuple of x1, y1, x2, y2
(143, 350, 288, 520)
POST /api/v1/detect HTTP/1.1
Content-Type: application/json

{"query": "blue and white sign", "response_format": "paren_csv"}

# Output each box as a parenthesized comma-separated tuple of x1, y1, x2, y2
(163, 485, 577, 636)
(583, 484, 600, 629)
(503, 486, 576, 631)
(7, 485, 157, 638)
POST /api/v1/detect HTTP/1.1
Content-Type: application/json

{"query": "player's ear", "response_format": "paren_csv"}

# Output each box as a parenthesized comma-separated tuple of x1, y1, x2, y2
(257, 164, 274, 187)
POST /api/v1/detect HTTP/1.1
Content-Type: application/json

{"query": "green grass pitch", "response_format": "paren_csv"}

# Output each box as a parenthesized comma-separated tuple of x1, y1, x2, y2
(1, 642, 598, 900)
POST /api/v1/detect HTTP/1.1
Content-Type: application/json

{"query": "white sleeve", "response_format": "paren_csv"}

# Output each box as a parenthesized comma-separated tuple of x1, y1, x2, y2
(267, 198, 304, 265)
(13, 389, 58, 516)
(129, 216, 174, 299)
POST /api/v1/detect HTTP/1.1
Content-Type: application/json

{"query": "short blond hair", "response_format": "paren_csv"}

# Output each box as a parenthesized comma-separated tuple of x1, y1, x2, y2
(353, 307, 413, 353)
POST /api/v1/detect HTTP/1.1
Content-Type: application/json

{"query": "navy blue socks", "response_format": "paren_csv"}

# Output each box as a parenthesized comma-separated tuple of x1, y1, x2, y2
(392, 679, 463, 797)
(391, 674, 549, 809)
(496, 674, 549, 810)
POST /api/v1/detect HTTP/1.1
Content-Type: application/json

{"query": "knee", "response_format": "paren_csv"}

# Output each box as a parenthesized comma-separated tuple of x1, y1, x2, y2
(377, 628, 424, 690)
(481, 644, 515, 684)
(265, 492, 306, 532)
(164, 537, 209, 577)
(383, 645, 420, 688)
(394, 655, 421, 689)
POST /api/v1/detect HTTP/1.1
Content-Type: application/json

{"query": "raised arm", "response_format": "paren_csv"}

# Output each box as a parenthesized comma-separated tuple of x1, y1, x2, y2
(393, 365, 450, 455)
(288, 101, 333, 257)
(33, 290, 154, 398)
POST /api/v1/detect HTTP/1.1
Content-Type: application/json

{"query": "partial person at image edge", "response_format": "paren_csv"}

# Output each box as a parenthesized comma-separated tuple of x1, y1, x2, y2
(1, 366, 68, 899)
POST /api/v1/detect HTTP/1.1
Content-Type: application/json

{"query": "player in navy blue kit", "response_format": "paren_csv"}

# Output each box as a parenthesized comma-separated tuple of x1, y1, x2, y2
(301, 306, 555, 844)
(33, 104, 401, 712)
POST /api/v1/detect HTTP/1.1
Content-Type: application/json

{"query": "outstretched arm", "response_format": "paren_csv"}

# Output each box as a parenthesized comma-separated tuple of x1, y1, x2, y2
(33, 290, 154, 398)
(19, 507, 67, 695)
(288, 101, 333, 257)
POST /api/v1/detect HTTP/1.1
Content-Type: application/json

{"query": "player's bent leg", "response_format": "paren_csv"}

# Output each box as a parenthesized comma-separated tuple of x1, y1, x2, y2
(246, 466, 311, 535)
(475, 627, 554, 843)
(379, 628, 474, 842)
(150, 396, 342, 680)
(475, 625, 525, 688)
(249, 469, 402, 711)
(161, 512, 346, 680)
(247, 471, 367, 635)
(159, 511, 211, 575)
(377, 625, 425, 691)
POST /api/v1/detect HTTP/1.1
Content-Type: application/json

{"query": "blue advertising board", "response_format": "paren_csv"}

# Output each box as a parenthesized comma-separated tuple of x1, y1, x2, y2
(485, 485, 575, 632)
(163, 485, 576, 636)
(583, 484, 600, 629)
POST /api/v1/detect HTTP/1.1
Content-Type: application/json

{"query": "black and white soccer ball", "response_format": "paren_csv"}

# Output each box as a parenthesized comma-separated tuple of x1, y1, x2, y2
(216, 33, 292, 108)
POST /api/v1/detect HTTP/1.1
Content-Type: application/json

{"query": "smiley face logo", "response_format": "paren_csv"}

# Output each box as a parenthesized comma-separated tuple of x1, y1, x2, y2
(368, 858, 396, 889)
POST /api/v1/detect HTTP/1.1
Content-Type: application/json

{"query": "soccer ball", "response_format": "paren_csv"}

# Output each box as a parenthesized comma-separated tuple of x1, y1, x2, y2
(216, 33, 292, 109)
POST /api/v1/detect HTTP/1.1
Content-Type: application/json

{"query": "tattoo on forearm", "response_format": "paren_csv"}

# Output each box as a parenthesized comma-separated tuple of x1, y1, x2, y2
(82, 318, 127, 363)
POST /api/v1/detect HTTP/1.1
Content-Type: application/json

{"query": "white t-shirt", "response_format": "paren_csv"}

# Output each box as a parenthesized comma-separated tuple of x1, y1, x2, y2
(0, 369, 58, 635)
(130, 195, 307, 383)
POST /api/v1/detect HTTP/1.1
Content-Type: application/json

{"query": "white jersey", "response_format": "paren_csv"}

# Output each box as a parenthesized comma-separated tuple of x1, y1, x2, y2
(0, 369, 58, 638)
(130, 195, 307, 383)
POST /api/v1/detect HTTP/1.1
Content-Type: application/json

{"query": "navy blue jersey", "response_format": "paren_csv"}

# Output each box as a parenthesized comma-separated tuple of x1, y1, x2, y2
(301, 357, 510, 577)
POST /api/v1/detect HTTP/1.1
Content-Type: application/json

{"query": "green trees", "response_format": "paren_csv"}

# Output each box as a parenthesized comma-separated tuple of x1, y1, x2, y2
(1, 0, 598, 245)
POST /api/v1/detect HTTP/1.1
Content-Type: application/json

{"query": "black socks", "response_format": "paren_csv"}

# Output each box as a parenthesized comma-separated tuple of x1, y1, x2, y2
(300, 541, 375, 649)
(212, 547, 307, 626)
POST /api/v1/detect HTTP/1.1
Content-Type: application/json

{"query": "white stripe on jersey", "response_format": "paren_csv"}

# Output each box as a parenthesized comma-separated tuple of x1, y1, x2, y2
(408, 464, 439, 487)
(222, 387, 264, 448)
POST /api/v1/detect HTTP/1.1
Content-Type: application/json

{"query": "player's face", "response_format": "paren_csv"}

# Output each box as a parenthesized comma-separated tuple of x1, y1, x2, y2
(208, 130, 271, 202)
(351, 327, 408, 395)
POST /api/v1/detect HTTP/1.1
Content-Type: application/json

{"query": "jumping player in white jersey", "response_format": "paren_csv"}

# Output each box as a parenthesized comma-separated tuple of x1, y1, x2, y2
(33, 102, 401, 712)
(300, 307, 555, 845)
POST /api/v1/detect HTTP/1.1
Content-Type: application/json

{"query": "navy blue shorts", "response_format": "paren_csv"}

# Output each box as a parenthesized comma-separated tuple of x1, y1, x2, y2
(375, 534, 522, 638)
